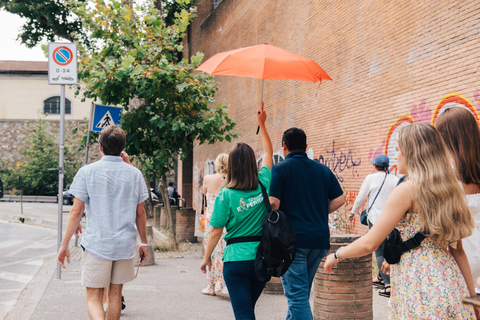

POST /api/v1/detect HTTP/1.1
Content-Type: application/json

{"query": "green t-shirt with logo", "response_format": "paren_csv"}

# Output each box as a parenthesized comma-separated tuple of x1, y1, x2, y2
(210, 165, 271, 262)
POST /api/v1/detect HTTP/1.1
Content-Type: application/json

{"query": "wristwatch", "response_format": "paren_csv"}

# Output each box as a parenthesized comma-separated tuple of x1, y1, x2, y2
(334, 247, 344, 261)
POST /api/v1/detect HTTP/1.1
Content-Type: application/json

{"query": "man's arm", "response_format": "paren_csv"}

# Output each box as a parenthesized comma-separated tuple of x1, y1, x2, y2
(328, 194, 345, 213)
(270, 196, 281, 211)
(136, 202, 149, 265)
(57, 199, 85, 268)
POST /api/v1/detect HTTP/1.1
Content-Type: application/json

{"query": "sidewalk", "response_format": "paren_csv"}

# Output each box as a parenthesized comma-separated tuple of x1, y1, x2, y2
(0, 202, 389, 319)
(6, 247, 289, 320)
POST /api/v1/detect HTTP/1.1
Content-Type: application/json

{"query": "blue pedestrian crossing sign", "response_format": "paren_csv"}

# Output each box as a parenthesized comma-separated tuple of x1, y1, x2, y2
(92, 104, 122, 132)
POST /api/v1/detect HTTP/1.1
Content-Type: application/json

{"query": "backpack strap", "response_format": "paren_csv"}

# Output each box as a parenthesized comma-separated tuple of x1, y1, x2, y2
(367, 172, 388, 213)
(258, 181, 272, 213)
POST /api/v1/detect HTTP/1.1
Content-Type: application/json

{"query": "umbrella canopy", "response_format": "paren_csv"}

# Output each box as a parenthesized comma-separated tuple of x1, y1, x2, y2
(197, 43, 331, 82)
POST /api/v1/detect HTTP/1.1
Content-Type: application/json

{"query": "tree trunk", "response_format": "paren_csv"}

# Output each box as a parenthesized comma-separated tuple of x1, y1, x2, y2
(144, 178, 154, 219)
(154, 0, 163, 16)
(161, 175, 177, 249)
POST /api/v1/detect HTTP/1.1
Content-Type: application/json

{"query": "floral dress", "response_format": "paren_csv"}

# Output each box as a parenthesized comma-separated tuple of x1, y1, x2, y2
(203, 192, 226, 292)
(390, 212, 475, 319)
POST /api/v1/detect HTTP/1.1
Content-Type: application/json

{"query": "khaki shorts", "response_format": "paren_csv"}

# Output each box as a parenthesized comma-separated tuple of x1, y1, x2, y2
(81, 249, 135, 288)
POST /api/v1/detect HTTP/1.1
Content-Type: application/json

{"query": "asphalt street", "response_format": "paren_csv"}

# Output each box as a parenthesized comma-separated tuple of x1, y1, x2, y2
(0, 220, 57, 319)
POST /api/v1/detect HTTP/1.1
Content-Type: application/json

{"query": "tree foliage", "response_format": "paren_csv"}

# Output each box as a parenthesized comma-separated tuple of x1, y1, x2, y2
(2, 117, 81, 195)
(0, 0, 86, 48)
(76, 0, 237, 180)
(75, 0, 236, 247)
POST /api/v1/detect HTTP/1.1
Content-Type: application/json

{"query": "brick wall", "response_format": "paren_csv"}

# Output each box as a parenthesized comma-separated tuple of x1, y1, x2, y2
(188, 0, 480, 234)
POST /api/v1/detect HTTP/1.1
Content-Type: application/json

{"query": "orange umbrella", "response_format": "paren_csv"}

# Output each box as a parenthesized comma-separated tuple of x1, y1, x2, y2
(197, 43, 331, 132)
(197, 43, 331, 82)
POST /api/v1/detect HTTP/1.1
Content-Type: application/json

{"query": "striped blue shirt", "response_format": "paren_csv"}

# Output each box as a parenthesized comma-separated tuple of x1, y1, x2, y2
(69, 156, 149, 260)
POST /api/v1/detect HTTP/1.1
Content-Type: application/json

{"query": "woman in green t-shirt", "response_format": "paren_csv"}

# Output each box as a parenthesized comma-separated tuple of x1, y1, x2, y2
(200, 106, 273, 319)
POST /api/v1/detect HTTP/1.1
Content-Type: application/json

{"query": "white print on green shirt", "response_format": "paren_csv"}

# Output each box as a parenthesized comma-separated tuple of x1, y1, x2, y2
(237, 193, 263, 212)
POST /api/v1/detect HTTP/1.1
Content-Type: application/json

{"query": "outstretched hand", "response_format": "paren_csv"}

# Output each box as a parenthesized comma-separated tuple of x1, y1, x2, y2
(257, 102, 267, 126)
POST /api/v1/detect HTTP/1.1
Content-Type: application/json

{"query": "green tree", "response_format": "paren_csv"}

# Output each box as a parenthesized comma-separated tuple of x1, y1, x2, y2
(0, 0, 196, 49)
(76, 0, 236, 248)
(2, 117, 81, 196)
(0, 0, 86, 48)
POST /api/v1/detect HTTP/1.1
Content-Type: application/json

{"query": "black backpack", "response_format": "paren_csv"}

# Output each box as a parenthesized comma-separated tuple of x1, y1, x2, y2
(226, 182, 297, 282)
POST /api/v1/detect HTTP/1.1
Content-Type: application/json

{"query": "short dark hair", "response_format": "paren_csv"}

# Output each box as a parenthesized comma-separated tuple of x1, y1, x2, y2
(374, 164, 387, 171)
(99, 125, 126, 156)
(282, 128, 307, 152)
(226, 143, 258, 190)
(168, 182, 174, 187)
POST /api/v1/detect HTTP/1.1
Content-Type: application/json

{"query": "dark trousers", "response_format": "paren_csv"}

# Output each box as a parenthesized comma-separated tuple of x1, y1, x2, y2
(369, 221, 390, 286)
(223, 260, 266, 320)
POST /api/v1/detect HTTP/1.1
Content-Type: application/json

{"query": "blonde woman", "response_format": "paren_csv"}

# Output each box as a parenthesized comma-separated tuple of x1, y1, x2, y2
(201, 153, 228, 296)
(325, 123, 476, 319)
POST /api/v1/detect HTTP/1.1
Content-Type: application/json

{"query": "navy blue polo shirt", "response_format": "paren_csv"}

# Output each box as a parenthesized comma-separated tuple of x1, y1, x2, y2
(270, 152, 343, 249)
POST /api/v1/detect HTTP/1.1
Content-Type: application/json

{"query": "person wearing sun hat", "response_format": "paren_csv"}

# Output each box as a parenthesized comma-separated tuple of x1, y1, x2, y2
(349, 154, 399, 297)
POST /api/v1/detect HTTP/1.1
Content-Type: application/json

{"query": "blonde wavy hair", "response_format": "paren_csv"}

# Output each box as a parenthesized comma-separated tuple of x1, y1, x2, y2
(397, 123, 473, 242)
(214, 153, 229, 175)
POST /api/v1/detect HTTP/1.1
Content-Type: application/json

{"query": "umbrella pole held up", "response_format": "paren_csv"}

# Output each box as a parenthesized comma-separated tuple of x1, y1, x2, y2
(256, 79, 264, 135)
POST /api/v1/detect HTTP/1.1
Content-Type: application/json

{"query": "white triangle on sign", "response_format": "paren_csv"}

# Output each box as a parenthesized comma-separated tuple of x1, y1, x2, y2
(95, 111, 114, 129)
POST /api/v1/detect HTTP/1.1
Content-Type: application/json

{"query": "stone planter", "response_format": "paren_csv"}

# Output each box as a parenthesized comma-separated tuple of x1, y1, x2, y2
(160, 206, 176, 232)
(314, 234, 372, 320)
(175, 207, 197, 243)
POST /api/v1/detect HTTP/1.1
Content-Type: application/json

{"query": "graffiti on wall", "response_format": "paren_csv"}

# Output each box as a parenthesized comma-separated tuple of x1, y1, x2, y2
(316, 141, 361, 183)
(381, 93, 480, 174)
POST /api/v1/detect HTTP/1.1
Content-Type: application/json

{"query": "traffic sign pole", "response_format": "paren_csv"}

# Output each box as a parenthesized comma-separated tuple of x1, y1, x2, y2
(49, 42, 77, 280)
(56, 84, 66, 280)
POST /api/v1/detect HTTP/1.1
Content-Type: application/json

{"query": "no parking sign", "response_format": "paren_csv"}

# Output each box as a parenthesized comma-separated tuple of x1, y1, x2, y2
(48, 43, 78, 85)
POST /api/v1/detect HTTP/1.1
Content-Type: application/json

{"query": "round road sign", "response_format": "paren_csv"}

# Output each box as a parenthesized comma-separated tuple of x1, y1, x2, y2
(52, 47, 73, 66)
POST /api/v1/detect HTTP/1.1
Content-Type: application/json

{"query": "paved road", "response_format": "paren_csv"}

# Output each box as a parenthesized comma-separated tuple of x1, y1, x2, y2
(0, 221, 57, 319)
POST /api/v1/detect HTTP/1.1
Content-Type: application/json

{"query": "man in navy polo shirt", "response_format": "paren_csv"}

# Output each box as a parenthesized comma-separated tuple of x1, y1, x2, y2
(270, 128, 344, 320)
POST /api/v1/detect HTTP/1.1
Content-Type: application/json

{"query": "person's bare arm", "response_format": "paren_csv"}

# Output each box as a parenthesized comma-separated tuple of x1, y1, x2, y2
(450, 240, 477, 297)
(136, 203, 149, 265)
(270, 196, 280, 211)
(329, 194, 345, 213)
(57, 199, 85, 268)
(202, 175, 210, 195)
(324, 183, 411, 273)
(200, 227, 223, 273)
(258, 103, 273, 170)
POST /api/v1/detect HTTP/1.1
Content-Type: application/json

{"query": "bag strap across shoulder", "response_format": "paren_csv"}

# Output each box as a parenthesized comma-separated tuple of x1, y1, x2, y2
(258, 181, 272, 213)
(399, 232, 426, 252)
(367, 172, 388, 213)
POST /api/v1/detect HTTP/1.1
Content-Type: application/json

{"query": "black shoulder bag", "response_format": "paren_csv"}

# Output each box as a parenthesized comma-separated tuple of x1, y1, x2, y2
(226, 182, 297, 282)
(384, 229, 426, 264)
(360, 172, 388, 226)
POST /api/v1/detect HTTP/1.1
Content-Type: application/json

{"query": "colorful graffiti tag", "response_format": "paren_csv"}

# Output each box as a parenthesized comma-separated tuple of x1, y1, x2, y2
(381, 93, 480, 172)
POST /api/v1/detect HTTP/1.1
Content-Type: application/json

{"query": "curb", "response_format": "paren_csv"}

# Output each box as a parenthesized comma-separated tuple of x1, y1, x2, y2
(5, 256, 56, 320)
(0, 214, 67, 230)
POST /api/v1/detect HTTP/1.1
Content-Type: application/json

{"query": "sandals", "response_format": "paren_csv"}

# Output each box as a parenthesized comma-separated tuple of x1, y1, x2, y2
(379, 285, 391, 298)
(372, 276, 384, 288)
(201, 285, 216, 296)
